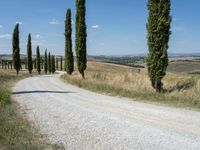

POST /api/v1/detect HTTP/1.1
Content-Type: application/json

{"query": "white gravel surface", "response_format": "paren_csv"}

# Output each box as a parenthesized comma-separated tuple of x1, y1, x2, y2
(12, 72, 200, 150)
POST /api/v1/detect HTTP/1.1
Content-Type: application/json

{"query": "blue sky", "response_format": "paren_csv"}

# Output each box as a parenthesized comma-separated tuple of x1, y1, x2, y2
(0, 0, 200, 55)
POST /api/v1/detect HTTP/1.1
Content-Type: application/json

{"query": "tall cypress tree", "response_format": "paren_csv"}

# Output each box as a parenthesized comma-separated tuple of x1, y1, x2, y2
(146, 0, 171, 92)
(56, 57, 58, 70)
(10, 62, 13, 70)
(33, 59, 36, 69)
(36, 46, 41, 74)
(27, 34, 33, 74)
(25, 59, 27, 69)
(52, 55, 56, 74)
(65, 9, 74, 75)
(48, 52, 52, 73)
(8, 62, 10, 69)
(76, 0, 87, 78)
(4, 61, 7, 70)
(1, 60, 3, 69)
(41, 58, 44, 70)
(44, 49, 48, 74)
(12, 24, 21, 75)
(60, 56, 63, 71)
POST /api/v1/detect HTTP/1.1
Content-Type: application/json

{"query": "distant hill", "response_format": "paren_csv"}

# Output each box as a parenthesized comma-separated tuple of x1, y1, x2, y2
(0, 54, 27, 61)
(168, 52, 200, 57)
(1, 53, 200, 62)
(0, 54, 13, 61)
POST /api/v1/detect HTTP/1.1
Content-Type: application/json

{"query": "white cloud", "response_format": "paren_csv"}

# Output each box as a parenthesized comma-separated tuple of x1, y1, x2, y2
(32, 40, 44, 46)
(49, 19, 60, 25)
(35, 34, 44, 39)
(16, 21, 23, 25)
(0, 34, 11, 39)
(32, 34, 45, 46)
(91, 25, 99, 29)
(0, 25, 3, 28)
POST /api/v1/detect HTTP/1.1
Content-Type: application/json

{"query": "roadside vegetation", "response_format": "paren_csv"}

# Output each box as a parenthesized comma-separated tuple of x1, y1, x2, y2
(62, 61, 200, 110)
(0, 69, 64, 150)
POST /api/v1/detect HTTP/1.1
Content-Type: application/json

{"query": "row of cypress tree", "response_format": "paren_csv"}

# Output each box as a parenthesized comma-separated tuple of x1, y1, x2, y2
(64, 0, 87, 79)
(1, 60, 12, 70)
(44, 50, 56, 74)
(12, 24, 57, 75)
(11, 0, 87, 78)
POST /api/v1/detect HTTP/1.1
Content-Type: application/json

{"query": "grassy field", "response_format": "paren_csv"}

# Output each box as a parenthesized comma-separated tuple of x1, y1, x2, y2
(62, 61, 200, 110)
(0, 69, 64, 150)
(168, 61, 200, 73)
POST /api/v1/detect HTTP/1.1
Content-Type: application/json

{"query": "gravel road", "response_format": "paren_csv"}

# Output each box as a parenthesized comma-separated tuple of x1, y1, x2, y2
(12, 73, 200, 150)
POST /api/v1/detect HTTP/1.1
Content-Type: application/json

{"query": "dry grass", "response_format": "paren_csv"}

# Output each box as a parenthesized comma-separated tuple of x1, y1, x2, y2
(62, 61, 200, 109)
(0, 69, 64, 150)
(168, 61, 200, 73)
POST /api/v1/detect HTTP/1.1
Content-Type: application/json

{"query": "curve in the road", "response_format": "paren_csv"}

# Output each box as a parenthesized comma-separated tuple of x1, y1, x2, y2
(12, 73, 200, 150)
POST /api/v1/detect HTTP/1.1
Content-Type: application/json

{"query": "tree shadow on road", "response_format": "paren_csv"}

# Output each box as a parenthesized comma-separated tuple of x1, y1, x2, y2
(12, 90, 76, 95)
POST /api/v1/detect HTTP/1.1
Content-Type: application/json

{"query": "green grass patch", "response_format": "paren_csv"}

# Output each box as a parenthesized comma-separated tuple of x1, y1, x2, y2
(0, 89, 10, 108)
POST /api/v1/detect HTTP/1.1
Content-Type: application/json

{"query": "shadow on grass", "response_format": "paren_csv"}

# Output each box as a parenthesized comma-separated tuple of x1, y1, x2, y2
(163, 78, 195, 93)
(12, 90, 75, 95)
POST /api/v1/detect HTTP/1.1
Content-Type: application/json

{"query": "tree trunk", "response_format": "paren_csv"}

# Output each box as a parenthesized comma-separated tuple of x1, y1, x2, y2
(81, 72, 85, 79)
(154, 81, 163, 93)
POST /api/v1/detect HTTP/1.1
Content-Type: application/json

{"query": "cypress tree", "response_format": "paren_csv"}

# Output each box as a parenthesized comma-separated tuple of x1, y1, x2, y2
(56, 57, 58, 70)
(65, 9, 74, 75)
(27, 34, 33, 74)
(4, 62, 7, 70)
(76, 0, 87, 78)
(1, 60, 3, 69)
(41, 58, 44, 69)
(146, 0, 171, 92)
(12, 24, 21, 75)
(48, 52, 52, 73)
(44, 49, 48, 74)
(8, 62, 10, 69)
(36, 46, 41, 74)
(54, 56, 56, 72)
(25, 60, 27, 69)
(34, 59, 36, 69)
(52, 55, 56, 73)
(60, 56, 63, 71)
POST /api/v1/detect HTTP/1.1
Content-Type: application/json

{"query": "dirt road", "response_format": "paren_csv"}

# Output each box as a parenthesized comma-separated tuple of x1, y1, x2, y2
(12, 73, 200, 150)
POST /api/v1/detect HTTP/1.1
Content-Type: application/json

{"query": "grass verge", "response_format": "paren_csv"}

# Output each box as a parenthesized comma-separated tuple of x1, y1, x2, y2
(62, 62, 200, 110)
(0, 69, 64, 150)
